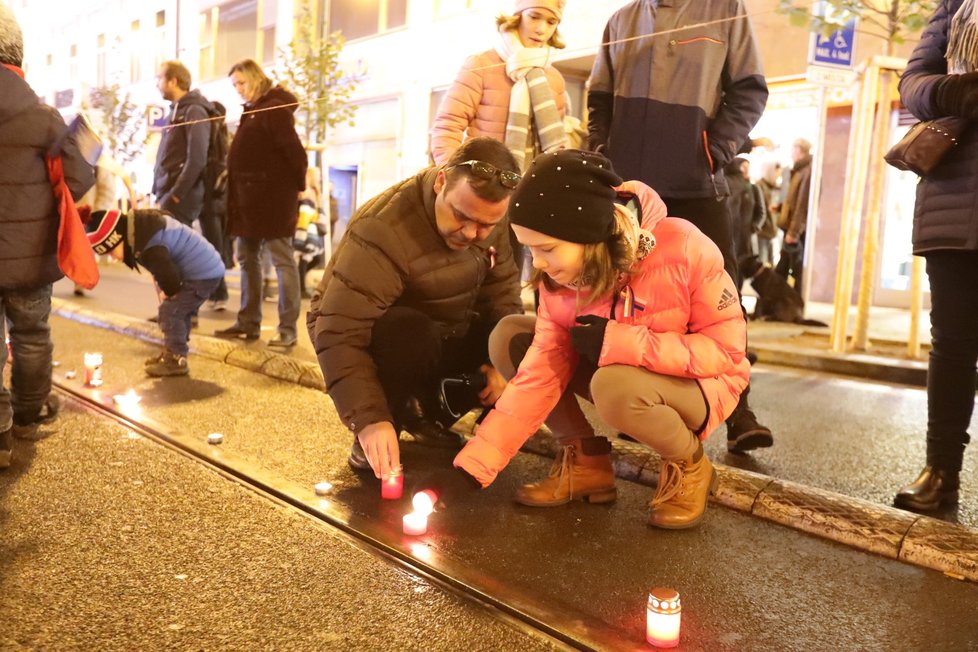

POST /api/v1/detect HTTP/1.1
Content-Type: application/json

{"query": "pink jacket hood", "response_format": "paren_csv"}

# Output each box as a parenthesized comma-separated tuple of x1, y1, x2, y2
(456, 181, 749, 487)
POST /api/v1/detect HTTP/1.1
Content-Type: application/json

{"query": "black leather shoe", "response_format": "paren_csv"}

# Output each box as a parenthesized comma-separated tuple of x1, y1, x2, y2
(268, 334, 298, 348)
(726, 407, 773, 453)
(403, 416, 462, 449)
(214, 325, 260, 340)
(348, 437, 372, 473)
(894, 466, 960, 511)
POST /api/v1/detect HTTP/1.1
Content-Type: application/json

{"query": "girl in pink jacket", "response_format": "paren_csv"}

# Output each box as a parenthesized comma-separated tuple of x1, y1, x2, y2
(454, 149, 750, 529)
(430, 1, 568, 171)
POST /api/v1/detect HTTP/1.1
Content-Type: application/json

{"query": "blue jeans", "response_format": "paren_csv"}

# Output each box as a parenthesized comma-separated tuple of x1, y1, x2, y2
(158, 278, 222, 357)
(236, 236, 300, 339)
(0, 284, 54, 430)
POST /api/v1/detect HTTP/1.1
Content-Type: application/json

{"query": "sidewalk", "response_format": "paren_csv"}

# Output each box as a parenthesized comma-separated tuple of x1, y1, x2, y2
(747, 300, 930, 387)
(49, 298, 978, 584)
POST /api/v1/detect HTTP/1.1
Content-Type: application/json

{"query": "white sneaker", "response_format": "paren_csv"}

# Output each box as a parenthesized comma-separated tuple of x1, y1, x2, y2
(208, 299, 228, 312)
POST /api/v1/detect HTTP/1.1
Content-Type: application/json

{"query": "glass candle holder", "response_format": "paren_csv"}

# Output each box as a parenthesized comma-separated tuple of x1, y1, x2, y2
(646, 587, 681, 648)
(381, 465, 403, 500)
(83, 352, 103, 387)
(402, 511, 427, 536)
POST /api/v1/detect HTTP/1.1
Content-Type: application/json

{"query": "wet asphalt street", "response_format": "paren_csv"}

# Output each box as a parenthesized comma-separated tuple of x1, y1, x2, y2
(2, 315, 975, 650)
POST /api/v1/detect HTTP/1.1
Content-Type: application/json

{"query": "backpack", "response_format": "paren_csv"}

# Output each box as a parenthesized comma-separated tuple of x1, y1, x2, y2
(202, 101, 229, 203)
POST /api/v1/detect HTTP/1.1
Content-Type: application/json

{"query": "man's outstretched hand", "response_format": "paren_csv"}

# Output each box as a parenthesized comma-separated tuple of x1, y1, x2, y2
(357, 421, 401, 480)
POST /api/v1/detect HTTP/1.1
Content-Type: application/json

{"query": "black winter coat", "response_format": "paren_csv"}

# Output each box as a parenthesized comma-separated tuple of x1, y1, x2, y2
(899, 0, 978, 253)
(308, 168, 523, 434)
(226, 86, 307, 240)
(0, 67, 94, 290)
(152, 89, 212, 225)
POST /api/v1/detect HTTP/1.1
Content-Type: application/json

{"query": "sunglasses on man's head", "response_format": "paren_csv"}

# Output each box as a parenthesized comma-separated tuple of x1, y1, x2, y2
(447, 160, 522, 189)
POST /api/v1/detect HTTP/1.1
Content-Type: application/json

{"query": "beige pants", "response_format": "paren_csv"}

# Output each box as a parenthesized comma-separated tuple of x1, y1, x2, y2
(489, 314, 706, 461)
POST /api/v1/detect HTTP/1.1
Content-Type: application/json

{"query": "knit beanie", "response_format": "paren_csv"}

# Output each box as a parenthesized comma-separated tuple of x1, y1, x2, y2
(508, 149, 622, 244)
(514, 0, 565, 20)
(87, 209, 138, 269)
(0, 2, 24, 67)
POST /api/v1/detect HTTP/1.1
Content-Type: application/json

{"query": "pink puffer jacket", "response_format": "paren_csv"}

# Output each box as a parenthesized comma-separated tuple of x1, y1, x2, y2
(430, 49, 567, 166)
(455, 181, 750, 487)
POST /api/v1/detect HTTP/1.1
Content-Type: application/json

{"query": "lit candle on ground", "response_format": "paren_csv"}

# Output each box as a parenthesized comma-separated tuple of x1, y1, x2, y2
(314, 482, 333, 496)
(646, 587, 681, 648)
(207, 432, 224, 445)
(412, 489, 437, 516)
(381, 465, 403, 500)
(402, 511, 427, 536)
(84, 352, 103, 387)
(112, 389, 142, 411)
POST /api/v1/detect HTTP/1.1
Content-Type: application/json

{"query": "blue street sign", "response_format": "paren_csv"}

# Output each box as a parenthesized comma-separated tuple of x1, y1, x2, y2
(810, 19, 857, 68)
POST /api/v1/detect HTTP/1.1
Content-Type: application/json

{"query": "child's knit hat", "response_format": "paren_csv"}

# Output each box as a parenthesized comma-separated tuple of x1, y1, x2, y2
(513, 0, 565, 20)
(508, 149, 622, 244)
(87, 209, 137, 269)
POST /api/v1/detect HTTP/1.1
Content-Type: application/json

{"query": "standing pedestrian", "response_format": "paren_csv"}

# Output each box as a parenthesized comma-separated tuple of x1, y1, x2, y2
(894, 0, 978, 512)
(198, 100, 231, 312)
(775, 138, 812, 289)
(754, 160, 781, 266)
(216, 59, 307, 348)
(1, 3, 94, 465)
(723, 156, 759, 288)
(152, 61, 212, 227)
(453, 150, 749, 529)
(587, 0, 773, 454)
(430, 0, 568, 171)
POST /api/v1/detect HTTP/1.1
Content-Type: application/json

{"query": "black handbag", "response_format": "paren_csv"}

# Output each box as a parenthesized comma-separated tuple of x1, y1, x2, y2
(884, 116, 969, 176)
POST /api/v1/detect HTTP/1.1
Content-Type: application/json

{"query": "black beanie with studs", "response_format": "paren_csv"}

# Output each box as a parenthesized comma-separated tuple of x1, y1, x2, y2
(508, 149, 623, 244)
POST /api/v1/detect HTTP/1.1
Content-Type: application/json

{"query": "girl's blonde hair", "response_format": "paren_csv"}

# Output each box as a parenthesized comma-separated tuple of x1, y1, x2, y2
(496, 13, 565, 49)
(528, 204, 636, 308)
(227, 58, 273, 101)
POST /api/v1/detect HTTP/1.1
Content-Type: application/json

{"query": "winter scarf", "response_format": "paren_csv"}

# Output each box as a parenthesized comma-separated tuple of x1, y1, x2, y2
(2, 63, 24, 79)
(495, 29, 567, 171)
(948, 0, 978, 73)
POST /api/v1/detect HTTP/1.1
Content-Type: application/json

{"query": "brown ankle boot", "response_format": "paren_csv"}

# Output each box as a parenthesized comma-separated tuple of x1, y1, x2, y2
(648, 443, 718, 529)
(515, 437, 617, 507)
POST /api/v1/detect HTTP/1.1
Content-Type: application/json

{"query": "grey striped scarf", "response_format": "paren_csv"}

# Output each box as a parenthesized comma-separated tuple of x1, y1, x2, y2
(948, 0, 978, 73)
(496, 29, 567, 171)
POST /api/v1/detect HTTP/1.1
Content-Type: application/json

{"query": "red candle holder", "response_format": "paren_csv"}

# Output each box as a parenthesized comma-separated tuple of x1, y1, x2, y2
(381, 465, 403, 500)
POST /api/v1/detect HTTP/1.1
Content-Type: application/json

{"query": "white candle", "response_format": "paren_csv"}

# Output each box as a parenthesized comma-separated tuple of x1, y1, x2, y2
(402, 511, 427, 536)
(412, 490, 437, 516)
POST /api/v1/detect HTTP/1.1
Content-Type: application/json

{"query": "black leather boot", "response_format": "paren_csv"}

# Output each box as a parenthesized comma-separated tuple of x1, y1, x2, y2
(726, 386, 773, 453)
(347, 436, 372, 473)
(400, 397, 461, 449)
(894, 466, 960, 511)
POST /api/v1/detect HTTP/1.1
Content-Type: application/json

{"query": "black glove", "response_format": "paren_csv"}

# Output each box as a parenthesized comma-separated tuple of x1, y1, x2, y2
(409, 466, 482, 511)
(569, 315, 609, 366)
(934, 72, 978, 119)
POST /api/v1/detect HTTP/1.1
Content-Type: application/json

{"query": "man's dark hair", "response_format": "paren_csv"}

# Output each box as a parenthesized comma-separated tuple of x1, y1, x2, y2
(160, 60, 192, 91)
(444, 137, 520, 203)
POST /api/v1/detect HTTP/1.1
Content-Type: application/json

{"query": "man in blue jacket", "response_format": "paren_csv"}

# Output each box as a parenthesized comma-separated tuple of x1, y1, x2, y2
(587, 0, 773, 453)
(152, 60, 212, 228)
(0, 4, 95, 467)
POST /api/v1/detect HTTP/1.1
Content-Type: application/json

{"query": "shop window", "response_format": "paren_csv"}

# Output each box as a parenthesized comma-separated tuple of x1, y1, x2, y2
(329, 0, 407, 41)
(96, 33, 106, 87)
(129, 19, 141, 83)
(198, 0, 275, 80)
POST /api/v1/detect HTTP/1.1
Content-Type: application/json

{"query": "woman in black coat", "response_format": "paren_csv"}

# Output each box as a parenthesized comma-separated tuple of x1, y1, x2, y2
(216, 58, 307, 348)
(894, 0, 978, 512)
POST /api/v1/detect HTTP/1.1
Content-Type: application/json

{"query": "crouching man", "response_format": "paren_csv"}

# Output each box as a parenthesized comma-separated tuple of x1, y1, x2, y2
(307, 138, 523, 479)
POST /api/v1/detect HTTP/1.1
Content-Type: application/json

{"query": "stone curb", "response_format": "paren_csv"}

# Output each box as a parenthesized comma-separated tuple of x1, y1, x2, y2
(751, 341, 927, 387)
(51, 298, 326, 392)
(513, 432, 978, 583)
(52, 299, 978, 583)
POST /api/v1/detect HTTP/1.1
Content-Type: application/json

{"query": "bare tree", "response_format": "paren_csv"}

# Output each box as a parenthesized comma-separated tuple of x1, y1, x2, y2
(84, 84, 145, 166)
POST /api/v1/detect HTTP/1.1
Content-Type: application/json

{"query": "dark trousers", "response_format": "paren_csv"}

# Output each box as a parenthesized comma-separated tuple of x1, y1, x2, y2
(662, 196, 740, 290)
(159, 278, 222, 357)
(775, 231, 806, 290)
(369, 307, 489, 428)
(925, 251, 978, 473)
(0, 284, 53, 429)
(198, 210, 229, 302)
